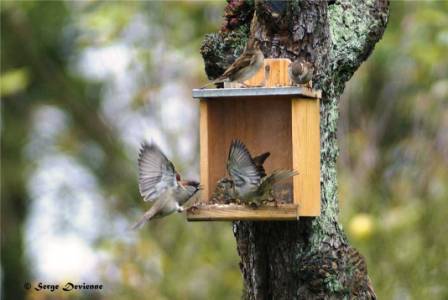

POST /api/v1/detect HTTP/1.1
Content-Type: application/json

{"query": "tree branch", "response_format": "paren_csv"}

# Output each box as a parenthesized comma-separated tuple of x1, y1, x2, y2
(325, 0, 390, 93)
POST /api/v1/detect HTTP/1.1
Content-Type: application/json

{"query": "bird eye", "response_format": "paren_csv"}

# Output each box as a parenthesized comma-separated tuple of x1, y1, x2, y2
(176, 173, 181, 181)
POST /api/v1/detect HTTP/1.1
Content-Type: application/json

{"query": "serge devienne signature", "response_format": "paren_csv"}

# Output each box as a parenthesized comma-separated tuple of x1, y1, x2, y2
(33, 282, 103, 292)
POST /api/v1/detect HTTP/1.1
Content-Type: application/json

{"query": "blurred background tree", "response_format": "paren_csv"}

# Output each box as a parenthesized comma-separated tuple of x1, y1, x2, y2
(339, 1, 448, 299)
(1, 1, 447, 300)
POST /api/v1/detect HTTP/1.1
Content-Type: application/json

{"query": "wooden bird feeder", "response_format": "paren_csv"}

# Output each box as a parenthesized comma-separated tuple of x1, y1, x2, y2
(187, 58, 321, 221)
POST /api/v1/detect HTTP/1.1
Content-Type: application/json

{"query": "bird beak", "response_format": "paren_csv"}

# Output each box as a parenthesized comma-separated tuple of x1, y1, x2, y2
(198, 185, 204, 190)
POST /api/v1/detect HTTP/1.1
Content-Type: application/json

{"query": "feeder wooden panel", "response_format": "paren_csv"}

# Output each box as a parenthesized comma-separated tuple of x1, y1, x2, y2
(188, 58, 321, 221)
(188, 204, 298, 221)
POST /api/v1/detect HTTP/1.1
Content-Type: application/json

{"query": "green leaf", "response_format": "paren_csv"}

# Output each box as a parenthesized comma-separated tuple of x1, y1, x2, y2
(0, 68, 30, 97)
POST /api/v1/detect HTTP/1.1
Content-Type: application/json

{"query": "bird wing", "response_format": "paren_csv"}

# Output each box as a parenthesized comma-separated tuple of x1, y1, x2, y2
(227, 140, 261, 189)
(216, 51, 253, 82)
(138, 142, 178, 202)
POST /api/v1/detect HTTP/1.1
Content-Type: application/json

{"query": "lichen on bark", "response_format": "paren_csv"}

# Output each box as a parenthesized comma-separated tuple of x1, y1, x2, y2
(201, 0, 389, 299)
(201, 0, 254, 79)
(201, 28, 249, 80)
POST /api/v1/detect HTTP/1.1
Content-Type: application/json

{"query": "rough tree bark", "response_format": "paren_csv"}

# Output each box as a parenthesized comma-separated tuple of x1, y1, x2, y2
(201, 0, 389, 299)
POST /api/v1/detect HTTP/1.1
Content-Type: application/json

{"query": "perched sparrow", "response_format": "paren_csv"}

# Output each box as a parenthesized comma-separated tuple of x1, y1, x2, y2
(288, 58, 314, 85)
(131, 142, 200, 229)
(227, 140, 297, 206)
(211, 177, 235, 204)
(202, 43, 264, 88)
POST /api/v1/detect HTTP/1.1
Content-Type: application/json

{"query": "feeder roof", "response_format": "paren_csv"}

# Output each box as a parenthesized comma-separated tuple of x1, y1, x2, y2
(192, 87, 321, 100)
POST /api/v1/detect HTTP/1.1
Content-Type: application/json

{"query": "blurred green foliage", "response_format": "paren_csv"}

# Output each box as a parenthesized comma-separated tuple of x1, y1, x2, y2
(339, 2, 448, 299)
(1, 1, 447, 300)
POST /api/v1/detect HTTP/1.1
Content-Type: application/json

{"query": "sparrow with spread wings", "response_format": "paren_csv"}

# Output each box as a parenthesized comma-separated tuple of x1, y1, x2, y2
(132, 143, 201, 229)
(227, 140, 297, 206)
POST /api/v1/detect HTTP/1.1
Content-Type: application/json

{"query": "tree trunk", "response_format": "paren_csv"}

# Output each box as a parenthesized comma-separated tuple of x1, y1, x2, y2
(201, 0, 389, 299)
(1, 97, 30, 300)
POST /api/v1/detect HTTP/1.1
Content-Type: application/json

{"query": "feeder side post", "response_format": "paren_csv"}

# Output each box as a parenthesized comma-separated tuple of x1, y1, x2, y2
(291, 97, 321, 216)
(199, 99, 210, 202)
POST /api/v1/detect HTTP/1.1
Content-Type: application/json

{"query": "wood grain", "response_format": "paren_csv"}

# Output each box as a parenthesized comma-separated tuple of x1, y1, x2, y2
(291, 97, 321, 216)
(199, 100, 209, 202)
(259, 58, 292, 87)
(205, 96, 292, 200)
(186, 204, 299, 221)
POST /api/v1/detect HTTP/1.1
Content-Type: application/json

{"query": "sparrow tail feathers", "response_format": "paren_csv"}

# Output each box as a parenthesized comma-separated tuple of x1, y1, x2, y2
(131, 205, 159, 230)
(266, 170, 298, 184)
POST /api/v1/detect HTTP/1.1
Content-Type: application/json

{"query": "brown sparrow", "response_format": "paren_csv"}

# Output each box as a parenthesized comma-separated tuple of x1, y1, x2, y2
(202, 43, 264, 88)
(132, 142, 200, 229)
(288, 58, 314, 85)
